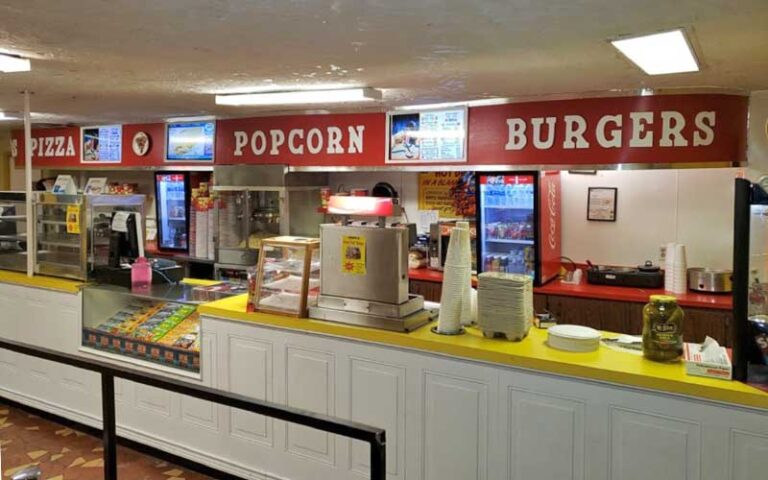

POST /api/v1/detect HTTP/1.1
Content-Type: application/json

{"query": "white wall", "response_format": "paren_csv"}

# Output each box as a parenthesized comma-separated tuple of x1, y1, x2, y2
(560, 168, 740, 270)
(747, 90, 768, 180)
(329, 168, 739, 269)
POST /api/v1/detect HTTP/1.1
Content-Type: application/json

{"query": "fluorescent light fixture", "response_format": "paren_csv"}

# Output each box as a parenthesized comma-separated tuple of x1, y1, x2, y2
(0, 112, 16, 121)
(396, 98, 509, 110)
(0, 53, 30, 73)
(165, 115, 216, 123)
(611, 29, 699, 75)
(215, 87, 381, 106)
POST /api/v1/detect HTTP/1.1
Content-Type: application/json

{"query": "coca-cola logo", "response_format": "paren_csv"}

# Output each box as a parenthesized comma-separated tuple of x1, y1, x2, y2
(547, 178, 557, 250)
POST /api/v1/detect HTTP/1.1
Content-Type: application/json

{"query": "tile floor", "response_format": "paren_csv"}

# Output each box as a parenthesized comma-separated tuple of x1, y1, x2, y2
(0, 402, 212, 479)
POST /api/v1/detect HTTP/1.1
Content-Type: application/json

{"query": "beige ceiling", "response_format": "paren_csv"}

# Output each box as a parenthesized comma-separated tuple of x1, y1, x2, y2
(0, 0, 766, 126)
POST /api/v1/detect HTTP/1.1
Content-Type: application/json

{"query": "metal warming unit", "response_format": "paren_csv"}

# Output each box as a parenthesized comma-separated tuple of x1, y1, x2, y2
(309, 196, 436, 332)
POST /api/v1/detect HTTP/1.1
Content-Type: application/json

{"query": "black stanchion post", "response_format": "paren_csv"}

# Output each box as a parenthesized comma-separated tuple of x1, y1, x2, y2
(101, 373, 118, 480)
(370, 431, 386, 480)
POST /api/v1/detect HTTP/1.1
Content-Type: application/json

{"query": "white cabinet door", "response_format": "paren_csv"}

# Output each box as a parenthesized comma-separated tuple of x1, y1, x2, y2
(729, 429, 768, 480)
(420, 362, 496, 480)
(225, 333, 274, 446)
(609, 407, 701, 480)
(347, 356, 406, 479)
(285, 344, 336, 465)
(505, 387, 586, 480)
(180, 330, 219, 432)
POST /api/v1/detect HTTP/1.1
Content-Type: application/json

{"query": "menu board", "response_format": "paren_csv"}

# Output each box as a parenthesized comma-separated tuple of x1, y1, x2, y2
(81, 125, 122, 163)
(166, 121, 215, 161)
(387, 107, 466, 163)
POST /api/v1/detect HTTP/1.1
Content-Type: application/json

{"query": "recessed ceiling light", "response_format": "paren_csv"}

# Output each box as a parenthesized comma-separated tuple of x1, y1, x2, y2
(611, 29, 699, 75)
(215, 87, 381, 106)
(0, 53, 31, 73)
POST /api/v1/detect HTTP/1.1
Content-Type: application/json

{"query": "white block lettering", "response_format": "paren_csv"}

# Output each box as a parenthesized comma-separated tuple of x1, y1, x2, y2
(629, 112, 654, 147)
(54, 136, 65, 156)
(250, 130, 267, 155)
(233, 131, 248, 156)
(326, 126, 344, 154)
(288, 129, 305, 154)
(531, 117, 556, 149)
(348, 125, 365, 154)
(505, 118, 527, 150)
(65, 137, 75, 157)
(269, 129, 286, 155)
(660, 111, 688, 147)
(307, 128, 323, 154)
(563, 115, 589, 149)
(693, 111, 716, 146)
(596, 114, 623, 148)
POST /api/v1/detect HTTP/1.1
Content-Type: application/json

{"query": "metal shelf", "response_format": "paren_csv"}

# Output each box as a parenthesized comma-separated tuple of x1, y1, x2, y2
(485, 238, 534, 245)
(0, 234, 26, 241)
(39, 240, 81, 248)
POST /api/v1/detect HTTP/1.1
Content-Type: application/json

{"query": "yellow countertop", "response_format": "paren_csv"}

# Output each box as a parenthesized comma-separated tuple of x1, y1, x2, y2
(199, 294, 768, 410)
(0, 269, 84, 294)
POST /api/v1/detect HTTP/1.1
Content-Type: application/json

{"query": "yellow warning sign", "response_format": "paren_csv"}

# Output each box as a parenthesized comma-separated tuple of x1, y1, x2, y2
(341, 235, 366, 275)
(66, 205, 80, 234)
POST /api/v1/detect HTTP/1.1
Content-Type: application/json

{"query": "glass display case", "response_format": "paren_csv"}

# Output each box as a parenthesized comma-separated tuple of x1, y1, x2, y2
(0, 191, 28, 273)
(249, 237, 320, 317)
(34, 193, 146, 280)
(35, 193, 87, 280)
(81, 283, 243, 375)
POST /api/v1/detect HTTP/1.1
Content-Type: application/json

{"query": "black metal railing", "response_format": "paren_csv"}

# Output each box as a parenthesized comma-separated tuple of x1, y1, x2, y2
(0, 337, 386, 480)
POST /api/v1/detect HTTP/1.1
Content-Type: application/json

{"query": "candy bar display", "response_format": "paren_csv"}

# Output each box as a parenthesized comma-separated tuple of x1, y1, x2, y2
(83, 299, 201, 373)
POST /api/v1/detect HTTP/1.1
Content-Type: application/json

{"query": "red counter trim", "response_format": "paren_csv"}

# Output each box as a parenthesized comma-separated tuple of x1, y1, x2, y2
(409, 269, 732, 310)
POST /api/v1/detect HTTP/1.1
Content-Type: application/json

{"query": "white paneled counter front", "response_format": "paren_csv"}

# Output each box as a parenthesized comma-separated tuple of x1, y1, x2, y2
(0, 277, 766, 480)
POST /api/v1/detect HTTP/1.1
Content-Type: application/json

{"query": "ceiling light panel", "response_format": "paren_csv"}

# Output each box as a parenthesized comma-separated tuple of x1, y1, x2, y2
(0, 53, 30, 73)
(215, 87, 381, 106)
(611, 29, 699, 75)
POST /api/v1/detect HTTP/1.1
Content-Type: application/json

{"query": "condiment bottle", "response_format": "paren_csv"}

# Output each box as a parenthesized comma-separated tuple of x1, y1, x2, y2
(131, 256, 152, 292)
(642, 295, 684, 362)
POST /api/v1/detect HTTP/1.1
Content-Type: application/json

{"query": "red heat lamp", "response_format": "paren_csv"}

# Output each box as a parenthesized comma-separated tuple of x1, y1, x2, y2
(327, 195, 395, 217)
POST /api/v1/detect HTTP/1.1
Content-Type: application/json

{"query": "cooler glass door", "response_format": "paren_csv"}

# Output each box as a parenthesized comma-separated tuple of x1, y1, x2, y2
(155, 173, 189, 251)
(477, 173, 536, 276)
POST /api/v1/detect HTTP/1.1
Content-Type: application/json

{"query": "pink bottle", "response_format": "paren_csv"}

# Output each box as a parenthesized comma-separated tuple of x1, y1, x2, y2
(131, 256, 152, 292)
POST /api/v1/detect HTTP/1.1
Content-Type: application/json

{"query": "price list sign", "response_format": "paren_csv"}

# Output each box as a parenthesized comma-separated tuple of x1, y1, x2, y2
(81, 125, 122, 163)
(387, 107, 467, 163)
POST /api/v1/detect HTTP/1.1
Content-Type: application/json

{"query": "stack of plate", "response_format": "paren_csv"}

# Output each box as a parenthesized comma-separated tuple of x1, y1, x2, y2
(547, 324, 602, 352)
(477, 272, 533, 340)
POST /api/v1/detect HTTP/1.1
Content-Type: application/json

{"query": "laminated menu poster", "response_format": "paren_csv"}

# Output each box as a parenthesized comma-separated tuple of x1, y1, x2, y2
(387, 107, 467, 163)
(418, 171, 476, 218)
(81, 125, 122, 163)
(341, 235, 366, 275)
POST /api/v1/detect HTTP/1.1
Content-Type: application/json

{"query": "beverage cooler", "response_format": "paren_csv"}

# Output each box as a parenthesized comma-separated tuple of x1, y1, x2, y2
(732, 178, 768, 386)
(475, 171, 561, 286)
(155, 172, 190, 252)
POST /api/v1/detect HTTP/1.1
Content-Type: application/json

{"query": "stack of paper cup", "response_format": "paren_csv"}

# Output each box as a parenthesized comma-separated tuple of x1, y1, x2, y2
(664, 242, 687, 293)
(437, 226, 472, 333)
(672, 243, 688, 294)
(456, 222, 473, 326)
(664, 242, 676, 291)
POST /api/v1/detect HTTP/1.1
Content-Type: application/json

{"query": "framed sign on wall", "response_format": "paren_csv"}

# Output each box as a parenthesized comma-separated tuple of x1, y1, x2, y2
(587, 187, 618, 222)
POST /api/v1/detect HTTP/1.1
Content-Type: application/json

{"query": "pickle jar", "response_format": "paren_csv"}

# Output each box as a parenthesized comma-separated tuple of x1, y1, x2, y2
(642, 295, 684, 362)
